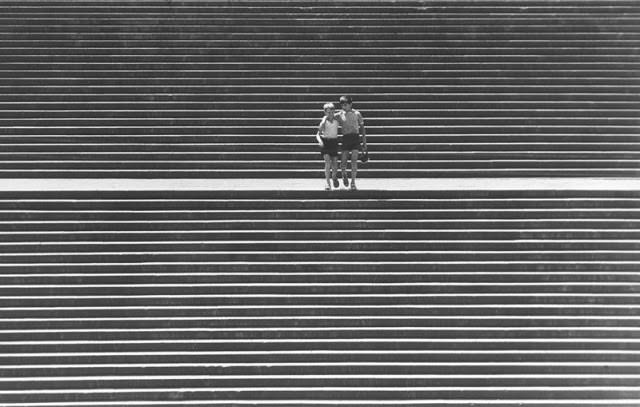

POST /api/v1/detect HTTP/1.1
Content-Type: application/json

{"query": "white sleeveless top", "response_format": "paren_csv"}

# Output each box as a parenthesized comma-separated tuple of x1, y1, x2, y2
(321, 118, 339, 139)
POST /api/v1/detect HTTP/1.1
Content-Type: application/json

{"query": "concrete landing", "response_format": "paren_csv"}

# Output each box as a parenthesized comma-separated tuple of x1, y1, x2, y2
(0, 178, 638, 191)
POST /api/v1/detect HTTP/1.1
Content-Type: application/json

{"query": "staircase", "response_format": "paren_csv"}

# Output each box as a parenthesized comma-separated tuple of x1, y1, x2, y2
(0, 0, 639, 177)
(0, 189, 639, 405)
(1, 0, 639, 405)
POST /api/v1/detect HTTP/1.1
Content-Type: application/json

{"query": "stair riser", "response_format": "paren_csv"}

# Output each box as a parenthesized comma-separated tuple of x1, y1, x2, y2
(0, 252, 638, 263)
(2, 145, 638, 153)
(1, 136, 637, 144)
(2, 365, 639, 378)
(0, 170, 638, 178)
(2, 126, 638, 135)
(3, 309, 637, 319)
(2, 243, 640, 253)
(0, 389, 639, 404)
(4, 378, 640, 391)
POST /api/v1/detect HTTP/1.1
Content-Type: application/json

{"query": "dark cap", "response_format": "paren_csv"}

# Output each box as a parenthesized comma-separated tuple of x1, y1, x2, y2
(339, 95, 353, 104)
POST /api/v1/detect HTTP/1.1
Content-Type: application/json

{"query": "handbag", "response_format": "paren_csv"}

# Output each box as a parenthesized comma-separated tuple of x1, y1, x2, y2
(359, 150, 369, 163)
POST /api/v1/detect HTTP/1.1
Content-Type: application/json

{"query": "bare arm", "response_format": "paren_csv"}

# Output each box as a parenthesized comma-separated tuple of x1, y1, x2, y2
(334, 111, 343, 135)
(316, 119, 325, 146)
(358, 112, 367, 150)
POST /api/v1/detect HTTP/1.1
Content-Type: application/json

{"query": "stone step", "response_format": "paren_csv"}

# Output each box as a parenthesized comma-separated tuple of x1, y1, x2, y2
(1, 46, 637, 55)
(4, 78, 639, 86)
(3, 15, 638, 24)
(1, 196, 636, 208)
(3, 55, 638, 63)
(3, 115, 638, 124)
(2, 231, 640, 243)
(4, 261, 635, 273)
(3, 101, 637, 109)
(4, 62, 638, 71)
(1, 135, 637, 144)
(2, 292, 635, 307)
(2, 70, 639, 79)
(2, 125, 637, 135)
(3, 92, 638, 102)
(3, 366, 640, 383)
(2, 251, 637, 263)
(6, 7, 631, 14)
(2, 318, 638, 331)
(0, 388, 638, 404)
(3, 170, 640, 178)
(4, 376, 640, 390)
(3, 303, 638, 318)
(3, 216, 639, 229)
(2, 280, 640, 294)
(2, 240, 640, 252)
(3, 39, 640, 47)
(0, 152, 638, 160)
(2, 4, 637, 11)
(3, 271, 639, 283)
(1, 143, 638, 153)
(2, 206, 640, 218)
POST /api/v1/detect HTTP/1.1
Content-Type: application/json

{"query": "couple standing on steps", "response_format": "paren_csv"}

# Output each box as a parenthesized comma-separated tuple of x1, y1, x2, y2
(315, 95, 367, 191)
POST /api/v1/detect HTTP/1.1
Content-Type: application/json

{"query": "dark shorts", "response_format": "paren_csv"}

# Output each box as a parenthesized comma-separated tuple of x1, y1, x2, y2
(320, 137, 339, 158)
(342, 133, 360, 151)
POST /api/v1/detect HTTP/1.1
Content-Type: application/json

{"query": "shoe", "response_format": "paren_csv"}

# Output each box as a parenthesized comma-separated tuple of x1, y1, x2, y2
(350, 182, 357, 191)
(342, 176, 349, 188)
(333, 179, 339, 188)
(324, 184, 331, 191)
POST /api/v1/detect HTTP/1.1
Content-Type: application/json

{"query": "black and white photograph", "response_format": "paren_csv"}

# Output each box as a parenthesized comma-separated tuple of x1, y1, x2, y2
(0, 0, 639, 406)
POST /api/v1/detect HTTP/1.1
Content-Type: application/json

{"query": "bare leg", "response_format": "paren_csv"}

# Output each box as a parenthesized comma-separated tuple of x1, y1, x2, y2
(340, 150, 349, 187)
(350, 150, 359, 187)
(323, 155, 331, 188)
(331, 156, 339, 186)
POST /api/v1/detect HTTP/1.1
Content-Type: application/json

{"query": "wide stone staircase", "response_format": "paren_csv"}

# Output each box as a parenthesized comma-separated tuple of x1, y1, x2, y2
(0, 189, 639, 405)
(0, 0, 638, 177)
(1, 0, 639, 406)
